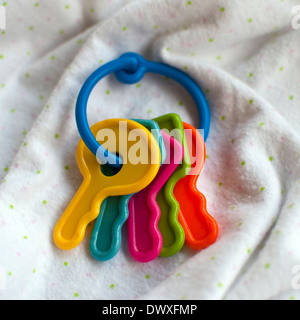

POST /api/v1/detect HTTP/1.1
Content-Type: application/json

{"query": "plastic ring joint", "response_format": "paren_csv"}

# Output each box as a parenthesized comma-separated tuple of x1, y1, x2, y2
(75, 52, 210, 169)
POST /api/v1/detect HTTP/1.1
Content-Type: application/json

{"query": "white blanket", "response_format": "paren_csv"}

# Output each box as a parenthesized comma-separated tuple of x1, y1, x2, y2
(0, 0, 300, 300)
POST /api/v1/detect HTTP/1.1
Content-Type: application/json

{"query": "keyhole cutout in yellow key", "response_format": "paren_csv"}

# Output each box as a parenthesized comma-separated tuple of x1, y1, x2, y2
(53, 119, 161, 250)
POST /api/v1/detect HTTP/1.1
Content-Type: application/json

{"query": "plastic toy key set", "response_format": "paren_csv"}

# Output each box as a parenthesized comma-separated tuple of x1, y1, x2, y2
(53, 52, 218, 263)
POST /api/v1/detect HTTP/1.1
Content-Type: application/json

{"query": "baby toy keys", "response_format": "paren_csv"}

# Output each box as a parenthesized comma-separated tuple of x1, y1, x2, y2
(53, 119, 161, 250)
(53, 51, 218, 262)
(89, 119, 166, 261)
(174, 122, 218, 250)
(154, 113, 191, 257)
(127, 130, 184, 262)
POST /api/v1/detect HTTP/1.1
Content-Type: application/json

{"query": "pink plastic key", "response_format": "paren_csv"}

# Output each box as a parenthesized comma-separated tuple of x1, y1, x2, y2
(127, 130, 184, 263)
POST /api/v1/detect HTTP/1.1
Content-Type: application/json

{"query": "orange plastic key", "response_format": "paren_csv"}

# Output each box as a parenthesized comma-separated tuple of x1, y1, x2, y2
(53, 119, 161, 250)
(173, 122, 218, 250)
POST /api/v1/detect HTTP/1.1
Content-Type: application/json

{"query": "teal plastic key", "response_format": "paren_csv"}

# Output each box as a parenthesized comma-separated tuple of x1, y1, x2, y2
(89, 119, 166, 261)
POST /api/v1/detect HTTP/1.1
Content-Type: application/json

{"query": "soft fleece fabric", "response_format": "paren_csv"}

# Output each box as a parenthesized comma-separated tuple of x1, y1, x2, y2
(0, 0, 300, 300)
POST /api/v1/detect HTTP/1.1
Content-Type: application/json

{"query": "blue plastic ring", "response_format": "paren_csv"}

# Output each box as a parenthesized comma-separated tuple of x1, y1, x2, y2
(75, 52, 210, 169)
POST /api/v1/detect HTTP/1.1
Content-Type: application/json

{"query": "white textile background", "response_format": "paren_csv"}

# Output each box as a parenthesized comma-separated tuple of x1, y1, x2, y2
(0, 0, 300, 300)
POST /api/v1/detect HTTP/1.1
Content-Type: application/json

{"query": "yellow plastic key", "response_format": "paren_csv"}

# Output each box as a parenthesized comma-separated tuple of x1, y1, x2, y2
(53, 118, 161, 250)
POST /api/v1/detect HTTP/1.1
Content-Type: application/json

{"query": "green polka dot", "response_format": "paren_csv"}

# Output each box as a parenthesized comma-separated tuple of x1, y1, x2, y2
(178, 101, 183, 106)
(145, 274, 150, 279)
(25, 73, 30, 78)
(39, 95, 44, 100)
(279, 66, 283, 71)
(8, 272, 12, 276)
(9, 204, 14, 209)
(0, 54, 4, 59)
(46, 104, 50, 109)
(136, 83, 140, 88)
(74, 293, 79, 298)
(259, 122, 264, 126)
(268, 156, 273, 161)
(29, 26, 34, 31)
(110, 283, 115, 289)
(231, 138, 235, 143)
(218, 182, 223, 186)
(1, 31, 5, 35)
(264, 263, 270, 269)
(205, 89, 210, 94)
(289, 96, 294, 100)
(33, 268, 36, 273)
(217, 282, 223, 288)
(23, 142, 27, 146)
(187, 1, 192, 5)
(248, 18, 252, 23)
(210, 256, 215, 260)
(59, 30, 65, 35)
(209, 38, 214, 42)
(288, 204, 293, 209)
(247, 248, 251, 254)
(36, 170, 41, 174)
(65, 5, 69, 9)
(42, 200, 47, 205)
(4, 167, 8, 172)
(35, 3, 39, 7)
(241, 161, 245, 166)
(248, 72, 253, 77)
(11, 108, 16, 113)
(220, 7, 225, 12)
(90, 8, 94, 13)
(221, 116, 225, 121)
(249, 99, 253, 104)
(54, 133, 59, 139)
(1, 83, 5, 88)
(99, 59, 103, 64)
(64, 165, 69, 170)
(231, 206, 235, 210)
(23, 236, 28, 239)
(106, 90, 110, 95)
(147, 109, 152, 114)
(64, 261, 68, 266)
(26, 51, 31, 56)
(50, 55, 55, 60)
(77, 39, 82, 44)
(176, 272, 181, 276)
(183, 66, 188, 70)
(166, 48, 170, 51)
(238, 222, 242, 227)
(260, 186, 265, 191)
(290, 296, 295, 300)
(2, 2, 7, 6)
(216, 55, 221, 60)
(205, 154, 209, 159)
(153, 25, 158, 29)
(275, 229, 280, 235)
(122, 26, 127, 31)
